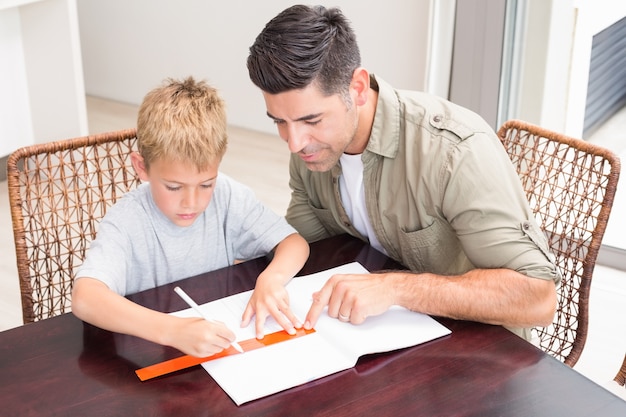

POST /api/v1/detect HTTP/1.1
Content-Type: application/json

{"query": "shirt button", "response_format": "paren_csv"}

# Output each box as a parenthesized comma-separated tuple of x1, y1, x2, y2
(433, 115, 442, 123)
(523, 222, 530, 230)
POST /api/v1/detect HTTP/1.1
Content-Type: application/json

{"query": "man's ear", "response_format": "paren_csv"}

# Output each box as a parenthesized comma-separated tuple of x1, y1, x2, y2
(130, 152, 149, 182)
(350, 67, 370, 106)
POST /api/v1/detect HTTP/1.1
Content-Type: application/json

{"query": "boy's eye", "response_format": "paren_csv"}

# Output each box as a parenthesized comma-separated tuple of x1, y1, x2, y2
(165, 185, 181, 191)
(201, 183, 214, 189)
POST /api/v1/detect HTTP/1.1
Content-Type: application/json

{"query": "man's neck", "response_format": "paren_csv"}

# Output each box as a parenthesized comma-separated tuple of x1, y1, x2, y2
(350, 87, 378, 154)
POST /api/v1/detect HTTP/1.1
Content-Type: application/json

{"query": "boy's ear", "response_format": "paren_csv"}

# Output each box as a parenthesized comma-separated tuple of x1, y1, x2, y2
(130, 152, 149, 181)
(350, 67, 370, 106)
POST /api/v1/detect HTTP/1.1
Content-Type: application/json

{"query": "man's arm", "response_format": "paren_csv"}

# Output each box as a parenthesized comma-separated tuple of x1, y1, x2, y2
(71, 278, 236, 357)
(304, 268, 556, 329)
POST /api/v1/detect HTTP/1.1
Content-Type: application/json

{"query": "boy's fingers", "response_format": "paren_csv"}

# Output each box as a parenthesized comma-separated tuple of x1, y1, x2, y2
(240, 303, 254, 327)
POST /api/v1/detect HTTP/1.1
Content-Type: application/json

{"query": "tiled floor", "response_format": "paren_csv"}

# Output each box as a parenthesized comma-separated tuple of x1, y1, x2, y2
(1, 97, 625, 401)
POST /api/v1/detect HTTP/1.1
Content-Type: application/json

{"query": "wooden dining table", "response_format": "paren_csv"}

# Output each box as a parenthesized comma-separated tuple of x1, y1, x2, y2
(1, 234, 625, 416)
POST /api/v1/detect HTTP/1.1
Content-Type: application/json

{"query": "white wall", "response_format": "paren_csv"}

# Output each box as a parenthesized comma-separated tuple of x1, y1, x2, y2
(0, 6, 32, 156)
(1, 0, 86, 156)
(77, 0, 436, 134)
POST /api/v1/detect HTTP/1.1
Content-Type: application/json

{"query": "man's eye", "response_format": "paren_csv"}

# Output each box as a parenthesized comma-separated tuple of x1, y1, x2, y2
(306, 120, 321, 126)
(273, 119, 286, 125)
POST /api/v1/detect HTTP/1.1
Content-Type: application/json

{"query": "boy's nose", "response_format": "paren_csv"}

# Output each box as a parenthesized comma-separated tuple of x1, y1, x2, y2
(182, 189, 197, 208)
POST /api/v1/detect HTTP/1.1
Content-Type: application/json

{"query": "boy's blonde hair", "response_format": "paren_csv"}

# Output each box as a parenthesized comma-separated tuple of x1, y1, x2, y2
(136, 76, 228, 170)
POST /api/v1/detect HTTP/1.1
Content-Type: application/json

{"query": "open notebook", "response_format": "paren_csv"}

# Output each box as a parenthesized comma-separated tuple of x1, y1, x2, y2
(164, 262, 451, 405)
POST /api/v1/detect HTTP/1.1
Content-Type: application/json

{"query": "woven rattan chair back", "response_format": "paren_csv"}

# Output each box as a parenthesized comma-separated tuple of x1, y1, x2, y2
(497, 120, 620, 367)
(7, 129, 141, 323)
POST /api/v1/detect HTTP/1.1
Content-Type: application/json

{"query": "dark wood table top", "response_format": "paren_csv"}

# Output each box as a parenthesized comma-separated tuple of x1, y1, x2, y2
(2, 234, 625, 416)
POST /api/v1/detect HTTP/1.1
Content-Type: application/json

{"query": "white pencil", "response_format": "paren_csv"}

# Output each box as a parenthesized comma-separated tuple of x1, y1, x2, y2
(174, 286, 244, 353)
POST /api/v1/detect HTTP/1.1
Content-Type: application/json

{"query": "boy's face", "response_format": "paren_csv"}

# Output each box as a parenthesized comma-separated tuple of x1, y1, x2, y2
(131, 153, 218, 227)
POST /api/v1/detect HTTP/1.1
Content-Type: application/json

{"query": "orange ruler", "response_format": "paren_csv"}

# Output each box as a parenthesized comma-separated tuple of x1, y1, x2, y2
(136, 328, 315, 381)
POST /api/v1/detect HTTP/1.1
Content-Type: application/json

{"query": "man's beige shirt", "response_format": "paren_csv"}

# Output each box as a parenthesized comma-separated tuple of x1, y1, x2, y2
(286, 75, 560, 286)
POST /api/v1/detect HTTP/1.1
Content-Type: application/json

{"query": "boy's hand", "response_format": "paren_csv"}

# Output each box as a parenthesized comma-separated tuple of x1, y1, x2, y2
(168, 316, 236, 357)
(242, 279, 301, 339)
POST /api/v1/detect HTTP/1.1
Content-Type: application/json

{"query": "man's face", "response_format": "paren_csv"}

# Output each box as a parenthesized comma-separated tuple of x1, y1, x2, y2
(133, 155, 218, 227)
(263, 84, 359, 172)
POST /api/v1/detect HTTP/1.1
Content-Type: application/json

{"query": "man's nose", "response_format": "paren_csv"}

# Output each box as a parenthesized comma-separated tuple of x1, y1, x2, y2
(285, 125, 307, 153)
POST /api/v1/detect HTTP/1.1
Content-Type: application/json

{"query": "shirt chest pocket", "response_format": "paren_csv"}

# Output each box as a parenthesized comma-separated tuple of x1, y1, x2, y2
(396, 218, 466, 274)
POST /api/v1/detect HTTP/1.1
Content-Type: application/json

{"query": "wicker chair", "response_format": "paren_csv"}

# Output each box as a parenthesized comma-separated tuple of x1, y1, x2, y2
(7, 129, 141, 323)
(497, 120, 620, 367)
(615, 354, 626, 386)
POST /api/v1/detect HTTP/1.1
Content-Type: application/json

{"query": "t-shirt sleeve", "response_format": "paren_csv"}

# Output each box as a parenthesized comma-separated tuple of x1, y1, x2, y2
(220, 175, 297, 261)
(74, 203, 132, 295)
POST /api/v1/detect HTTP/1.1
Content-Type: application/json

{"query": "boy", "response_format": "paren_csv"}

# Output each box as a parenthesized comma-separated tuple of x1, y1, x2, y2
(72, 77, 309, 357)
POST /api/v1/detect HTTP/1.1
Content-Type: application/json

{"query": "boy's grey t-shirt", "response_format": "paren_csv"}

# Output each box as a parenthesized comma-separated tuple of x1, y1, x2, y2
(75, 173, 296, 296)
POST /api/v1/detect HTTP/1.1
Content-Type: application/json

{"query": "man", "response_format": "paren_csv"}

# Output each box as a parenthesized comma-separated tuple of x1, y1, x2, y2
(247, 5, 560, 339)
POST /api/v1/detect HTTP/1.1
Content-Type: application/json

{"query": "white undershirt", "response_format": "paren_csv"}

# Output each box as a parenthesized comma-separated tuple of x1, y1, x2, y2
(339, 153, 386, 254)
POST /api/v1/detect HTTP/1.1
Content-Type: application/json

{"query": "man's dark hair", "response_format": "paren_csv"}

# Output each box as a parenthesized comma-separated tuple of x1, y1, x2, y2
(247, 5, 361, 101)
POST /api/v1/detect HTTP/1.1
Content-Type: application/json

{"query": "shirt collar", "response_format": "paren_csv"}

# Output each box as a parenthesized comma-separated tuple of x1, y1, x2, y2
(366, 74, 400, 159)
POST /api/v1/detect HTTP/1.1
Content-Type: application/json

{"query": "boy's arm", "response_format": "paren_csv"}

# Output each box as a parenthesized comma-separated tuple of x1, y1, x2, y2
(241, 233, 310, 338)
(71, 278, 236, 357)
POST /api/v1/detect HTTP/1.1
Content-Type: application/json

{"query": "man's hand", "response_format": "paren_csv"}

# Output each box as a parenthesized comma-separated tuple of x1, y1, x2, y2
(304, 273, 395, 329)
